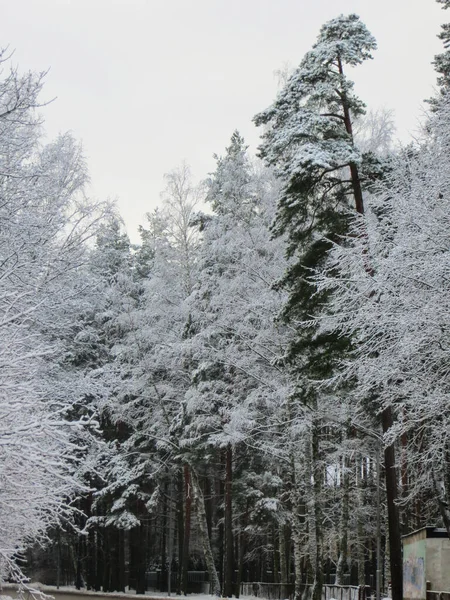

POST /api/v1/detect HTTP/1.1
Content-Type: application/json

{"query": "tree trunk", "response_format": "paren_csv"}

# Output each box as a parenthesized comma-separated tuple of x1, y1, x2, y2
(177, 468, 185, 595)
(218, 461, 225, 592)
(75, 534, 83, 590)
(236, 504, 248, 599)
(337, 55, 365, 216)
(84, 494, 95, 591)
(280, 523, 289, 599)
(339, 52, 401, 600)
(191, 468, 221, 596)
(161, 483, 168, 592)
(273, 526, 280, 585)
(130, 522, 147, 594)
(205, 475, 213, 540)
(291, 488, 306, 600)
(401, 419, 409, 534)
(102, 528, 111, 592)
(96, 528, 104, 591)
(181, 464, 192, 595)
(356, 458, 366, 587)
(118, 529, 125, 592)
(224, 444, 234, 597)
(381, 407, 402, 600)
(336, 456, 350, 584)
(309, 420, 323, 600)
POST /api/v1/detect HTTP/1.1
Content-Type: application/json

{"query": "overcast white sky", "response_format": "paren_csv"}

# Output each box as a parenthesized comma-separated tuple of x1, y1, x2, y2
(0, 0, 445, 241)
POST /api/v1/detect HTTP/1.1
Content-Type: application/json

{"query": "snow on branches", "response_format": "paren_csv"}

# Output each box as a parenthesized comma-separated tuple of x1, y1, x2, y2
(0, 53, 108, 580)
(313, 96, 450, 525)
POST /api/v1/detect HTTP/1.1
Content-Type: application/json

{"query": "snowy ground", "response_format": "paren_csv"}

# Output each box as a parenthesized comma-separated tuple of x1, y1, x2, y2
(0, 585, 261, 600)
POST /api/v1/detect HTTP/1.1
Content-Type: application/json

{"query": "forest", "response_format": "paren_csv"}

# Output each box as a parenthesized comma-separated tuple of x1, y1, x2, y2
(1, 4, 450, 600)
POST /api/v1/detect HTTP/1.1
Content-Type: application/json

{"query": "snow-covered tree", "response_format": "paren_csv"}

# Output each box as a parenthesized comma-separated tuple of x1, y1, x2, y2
(0, 59, 108, 582)
(253, 15, 379, 600)
(433, 0, 450, 97)
(92, 164, 208, 594)
(185, 134, 294, 597)
(314, 96, 450, 543)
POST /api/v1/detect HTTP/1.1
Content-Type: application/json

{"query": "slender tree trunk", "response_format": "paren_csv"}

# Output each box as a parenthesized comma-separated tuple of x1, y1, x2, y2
(381, 407, 402, 600)
(110, 528, 119, 592)
(83, 492, 96, 591)
(177, 468, 185, 595)
(273, 526, 280, 585)
(224, 444, 234, 597)
(102, 529, 111, 592)
(118, 529, 125, 592)
(339, 53, 401, 599)
(75, 534, 83, 590)
(167, 483, 176, 596)
(309, 419, 323, 600)
(181, 464, 192, 595)
(109, 527, 124, 592)
(289, 450, 304, 600)
(96, 529, 104, 591)
(292, 521, 303, 600)
(131, 523, 147, 594)
(218, 459, 225, 592)
(205, 475, 213, 539)
(401, 417, 409, 534)
(56, 528, 62, 589)
(336, 456, 350, 584)
(86, 528, 96, 590)
(161, 483, 168, 592)
(356, 458, 366, 587)
(191, 468, 221, 596)
(279, 523, 289, 599)
(236, 503, 248, 599)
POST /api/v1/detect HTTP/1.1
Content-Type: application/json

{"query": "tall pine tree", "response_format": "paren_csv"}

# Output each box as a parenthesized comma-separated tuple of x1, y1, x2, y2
(253, 14, 390, 600)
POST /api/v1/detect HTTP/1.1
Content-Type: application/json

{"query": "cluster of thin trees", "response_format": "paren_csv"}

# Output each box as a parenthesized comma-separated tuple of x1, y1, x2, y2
(2, 4, 450, 600)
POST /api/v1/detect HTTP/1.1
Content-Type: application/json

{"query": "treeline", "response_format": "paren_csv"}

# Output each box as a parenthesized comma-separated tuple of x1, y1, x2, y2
(3, 5, 450, 600)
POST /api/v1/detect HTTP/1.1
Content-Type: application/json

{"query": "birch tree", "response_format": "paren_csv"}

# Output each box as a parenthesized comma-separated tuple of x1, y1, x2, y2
(0, 59, 108, 581)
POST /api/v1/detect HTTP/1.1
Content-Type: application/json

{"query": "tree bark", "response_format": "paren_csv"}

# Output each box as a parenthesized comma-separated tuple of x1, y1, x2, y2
(102, 527, 111, 592)
(310, 421, 323, 600)
(130, 522, 147, 594)
(337, 54, 365, 216)
(292, 515, 303, 600)
(338, 53, 401, 599)
(161, 483, 168, 592)
(356, 457, 366, 587)
(96, 528, 104, 591)
(236, 503, 248, 599)
(279, 523, 289, 599)
(118, 529, 125, 592)
(75, 534, 83, 590)
(381, 407, 402, 600)
(191, 468, 221, 596)
(273, 526, 280, 585)
(181, 464, 192, 595)
(177, 468, 185, 594)
(336, 456, 350, 584)
(224, 444, 234, 597)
